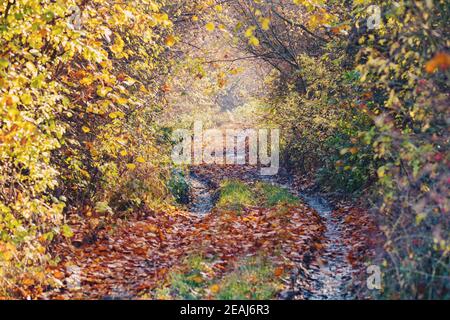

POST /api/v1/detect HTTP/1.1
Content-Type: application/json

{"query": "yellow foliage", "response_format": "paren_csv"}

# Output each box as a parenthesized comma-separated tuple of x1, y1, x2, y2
(0, 0, 173, 298)
(205, 22, 215, 31)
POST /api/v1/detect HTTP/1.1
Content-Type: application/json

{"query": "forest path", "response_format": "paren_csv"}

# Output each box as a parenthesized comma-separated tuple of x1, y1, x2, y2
(44, 150, 376, 300)
(187, 164, 357, 300)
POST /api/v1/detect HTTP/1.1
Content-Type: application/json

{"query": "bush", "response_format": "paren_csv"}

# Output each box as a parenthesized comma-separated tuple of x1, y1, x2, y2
(316, 128, 376, 195)
(168, 169, 190, 205)
(0, 0, 173, 297)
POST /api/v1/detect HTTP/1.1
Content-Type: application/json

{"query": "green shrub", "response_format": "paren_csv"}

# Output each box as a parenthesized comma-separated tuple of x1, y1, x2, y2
(168, 169, 190, 205)
(316, 128, 376, 195)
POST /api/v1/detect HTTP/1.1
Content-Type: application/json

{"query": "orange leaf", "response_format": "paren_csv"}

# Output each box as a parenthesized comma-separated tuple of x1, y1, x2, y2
(165, 35, 176, 47)
(425, 52, 450, 73)
(274, 267, 284, 277)
(161, 83, 171, 92)
(210, 284, 220, 294)
(191, 275, 204, 284)
(22, 278, 35, 286)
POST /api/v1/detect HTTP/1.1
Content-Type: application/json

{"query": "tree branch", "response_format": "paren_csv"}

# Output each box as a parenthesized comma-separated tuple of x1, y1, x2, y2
(271, 7, 328, 44)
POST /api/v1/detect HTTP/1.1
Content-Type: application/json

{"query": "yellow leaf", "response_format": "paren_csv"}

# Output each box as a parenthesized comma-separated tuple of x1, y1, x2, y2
(80, 76, 94, 86)
(82, 126, 91, 133)
(0, 58, 9, 68)
(210, 284, 220, 294)
(22, 278, 35, 286)
(5, 94, 19, 106)
(245, 26, 255, 37)
(1, 250, 13, 261)
(136, 156, 145, 163)
(80, 169, 91, 178)
(20, 93, 33, 105)
(191, 275, 204, 284)
(140, 85, 149, 93)
(205, 22, 215, 32)
(116, 97, 128, 105)
(377, 167, 386, 178)
(109, 111, 125, 119)
(126, 163, 137, 170)
(249, 36, 260, 46)
(97, 86, 112, 97)
(261, 18, 270, 30)
(165, 35, 176, 47)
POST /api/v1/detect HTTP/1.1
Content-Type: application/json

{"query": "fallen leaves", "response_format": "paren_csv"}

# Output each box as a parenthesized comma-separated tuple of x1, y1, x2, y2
(42, 210, 195, 299)
(334, 207, 381, 265)
(42, 164, 378, 300)
(44, 184, 325, 298)
(53, 271, 66, 280)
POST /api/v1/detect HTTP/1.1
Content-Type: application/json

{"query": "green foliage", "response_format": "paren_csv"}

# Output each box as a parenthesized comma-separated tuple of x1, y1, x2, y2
(168, 169, 190, 205)
(316, 128, 376, 195)
(217, 180, 299, 213)
(156, 255, 280, 300)
(254, 182, 299, 207)
(214, 257, 279, 300)
(158, 255, 208, 300)
(217, 180, 255, 212)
